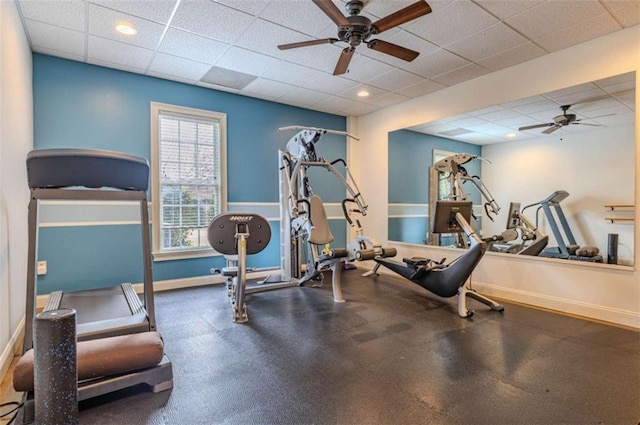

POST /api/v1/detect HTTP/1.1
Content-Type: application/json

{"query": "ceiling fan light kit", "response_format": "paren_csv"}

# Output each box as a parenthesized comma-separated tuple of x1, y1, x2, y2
(278, 0, 432, 75)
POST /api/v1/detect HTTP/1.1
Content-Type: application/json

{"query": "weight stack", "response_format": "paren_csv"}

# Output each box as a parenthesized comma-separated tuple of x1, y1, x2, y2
(607, 233, 619, 265)
(34, 308, 79, 425)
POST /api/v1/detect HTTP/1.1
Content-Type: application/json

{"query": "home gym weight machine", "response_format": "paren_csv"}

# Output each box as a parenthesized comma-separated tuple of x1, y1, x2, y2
(484, 201, 549, 256)
(261, 125, 395, 302)
(429, 153, 500, 247)
(371, 200, 504, 318)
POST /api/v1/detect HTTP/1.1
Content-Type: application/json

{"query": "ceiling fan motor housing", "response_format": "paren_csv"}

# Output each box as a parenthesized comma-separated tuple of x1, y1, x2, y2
(339, 15, 373, 46)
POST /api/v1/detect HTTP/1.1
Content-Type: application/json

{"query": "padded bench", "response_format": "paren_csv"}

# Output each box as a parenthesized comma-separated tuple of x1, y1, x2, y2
(14, 331, 165, 392)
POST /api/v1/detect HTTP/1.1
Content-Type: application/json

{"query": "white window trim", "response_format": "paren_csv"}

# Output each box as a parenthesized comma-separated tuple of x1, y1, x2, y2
(150, 102, 227, 261)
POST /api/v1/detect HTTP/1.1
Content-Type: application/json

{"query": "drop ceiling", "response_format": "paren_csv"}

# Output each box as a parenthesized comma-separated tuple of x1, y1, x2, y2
(408, 71, 636, 145)
(16, 0, 639, 120)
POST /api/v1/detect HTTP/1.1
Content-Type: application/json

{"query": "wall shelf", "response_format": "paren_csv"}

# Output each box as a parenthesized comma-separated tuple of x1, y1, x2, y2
(605, 217, 634, 223)
(604, 204, 634, 210)
(604, 204, 635, 223)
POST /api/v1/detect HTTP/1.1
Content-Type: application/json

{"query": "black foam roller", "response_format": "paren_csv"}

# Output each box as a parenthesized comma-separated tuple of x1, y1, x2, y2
(607, 233, 619, 265)
(34, 308, 79, 425)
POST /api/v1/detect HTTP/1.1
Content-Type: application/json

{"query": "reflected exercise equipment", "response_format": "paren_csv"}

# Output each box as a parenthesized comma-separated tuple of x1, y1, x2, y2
(369, 201, 504, 318)
(485, 202, 549, 256)
(526, 190, 603, 262)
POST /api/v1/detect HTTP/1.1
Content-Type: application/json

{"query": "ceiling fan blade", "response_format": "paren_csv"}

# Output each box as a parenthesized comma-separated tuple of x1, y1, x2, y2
(312, 0, 349, 26)
(518, 123, 554, 131)
(572, 123, 602, 127)
(278, 38, 339, 50)
(575, 113, 616, 121)
(372, 0, 432, 34)
(542, 125, 561, 134)
(367, 39, 419, 62)
(334, 47, 355, 75)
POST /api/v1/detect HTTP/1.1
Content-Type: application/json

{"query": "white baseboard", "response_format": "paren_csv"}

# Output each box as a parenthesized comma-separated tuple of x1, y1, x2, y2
(470, 280, 640, 329)
(0, 317, 24, 384)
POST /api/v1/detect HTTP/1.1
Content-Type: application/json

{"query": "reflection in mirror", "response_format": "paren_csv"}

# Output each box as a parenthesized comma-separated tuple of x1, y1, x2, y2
(388, 71, 635, 266)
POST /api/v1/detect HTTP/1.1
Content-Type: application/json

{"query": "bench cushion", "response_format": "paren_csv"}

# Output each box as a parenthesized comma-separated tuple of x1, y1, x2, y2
(13, 331, 164, 392)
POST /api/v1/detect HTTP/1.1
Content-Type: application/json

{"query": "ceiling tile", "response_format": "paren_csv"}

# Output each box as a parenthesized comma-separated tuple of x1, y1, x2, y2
(444, 23, 529, 62)
(505, 0, 607, 39)
(395, 78, 446, 98)
(474, 0, 544, 20)
(549, 87, 611, 107)
(474, 107, 522, 122)
(476, 42, 547, 72)
(468, 105, 504, 116)
(235, 19, 315, 60)
(284, 43, 346, 74)
(406, 1, 498, 47)
(509, 99, 561, 114)
(18, 0, 85, 32)
(338, 85, 390, 101)
(341, 54, 396, 82)
(239, 78, 296, 101)
(367, 93, 410, 108)
(213, 0, 269, 16)
(535, 13, 622, 52)
(445, 116, 487, 128)
(615, 89, 635, 108)
(25, 19, 85, 57)
(87, 35, 154, 70)
(31, 46, 85, 63)
(601, 0, 640, 27)
(88, 57, 147, 74)
(543, 82, 598, 99)
(215, 46, 280, 77)
(361, 0, 426, 20)
(343, 102, 382, 117)
(148, 52, 211, 81)
(501, 94, 548, 108)
(88, 4, 165, 50)
(366, 68, 424, 92)
(277, 87, 331, 108)
(261, 60, 325, 86)
(313, 95, 363, 115)
(297, 72, 360, 95)
(196, 81, 240, 94)
(399, 48, 469, 78)
(158, 28, 229, 64)
(258, 1, 335, 37)
(171, 0, 255, 43)
(89, 0, 178, 24)
(432, 63, 490, 86)
(596, 71, 635, 87)
(146, 70, 198, 85)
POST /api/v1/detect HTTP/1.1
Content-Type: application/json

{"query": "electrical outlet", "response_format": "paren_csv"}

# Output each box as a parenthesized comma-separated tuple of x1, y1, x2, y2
(37, 261, 47, 276)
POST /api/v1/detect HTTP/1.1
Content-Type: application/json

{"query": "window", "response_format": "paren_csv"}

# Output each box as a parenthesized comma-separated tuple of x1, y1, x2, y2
(151, 102, 226, 259)
(433, 149, 456, 201)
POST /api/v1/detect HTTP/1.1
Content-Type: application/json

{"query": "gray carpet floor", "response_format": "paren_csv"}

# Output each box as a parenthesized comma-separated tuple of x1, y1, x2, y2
(28, 269, 640, 424)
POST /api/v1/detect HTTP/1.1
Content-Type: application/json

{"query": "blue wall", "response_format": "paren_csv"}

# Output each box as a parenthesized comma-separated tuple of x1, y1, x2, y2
(387, 129, 481, 243)
(33, 54, 347, 293)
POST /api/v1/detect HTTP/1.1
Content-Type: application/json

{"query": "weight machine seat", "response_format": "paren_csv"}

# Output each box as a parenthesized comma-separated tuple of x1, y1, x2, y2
(26, 148, 149, 191)
(308, 195, 333, 245)
(374, 242, 487, 299)
(13, 331, 165, 392)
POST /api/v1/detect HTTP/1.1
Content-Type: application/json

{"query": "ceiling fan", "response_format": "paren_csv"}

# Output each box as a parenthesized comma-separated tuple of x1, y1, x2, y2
(277, 0, 432, 75)
(518, 104, 614, 134)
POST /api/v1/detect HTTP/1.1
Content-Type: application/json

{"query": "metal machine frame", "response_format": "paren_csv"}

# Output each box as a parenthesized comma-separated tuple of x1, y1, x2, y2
(428, 153, 500, 247)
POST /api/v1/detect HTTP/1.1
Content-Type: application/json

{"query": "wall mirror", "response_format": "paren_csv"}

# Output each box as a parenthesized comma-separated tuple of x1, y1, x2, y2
(388, 71, 636, 267)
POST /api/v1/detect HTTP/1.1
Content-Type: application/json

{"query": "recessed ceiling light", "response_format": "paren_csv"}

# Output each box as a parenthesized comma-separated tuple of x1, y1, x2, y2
(115, 23, 137, 36)
(506, 133, 517, 138)
(357, 90, 370, 97)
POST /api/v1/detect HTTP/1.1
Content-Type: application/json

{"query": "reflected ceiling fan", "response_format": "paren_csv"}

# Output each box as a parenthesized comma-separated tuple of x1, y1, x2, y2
(518, 104, 615, 135)
(277, 0, 432, 75)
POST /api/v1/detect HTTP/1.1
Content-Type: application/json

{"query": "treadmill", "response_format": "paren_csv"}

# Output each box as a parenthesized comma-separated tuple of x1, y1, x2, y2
(24, 148, 156, 349)
(20, 148, 173, 424)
